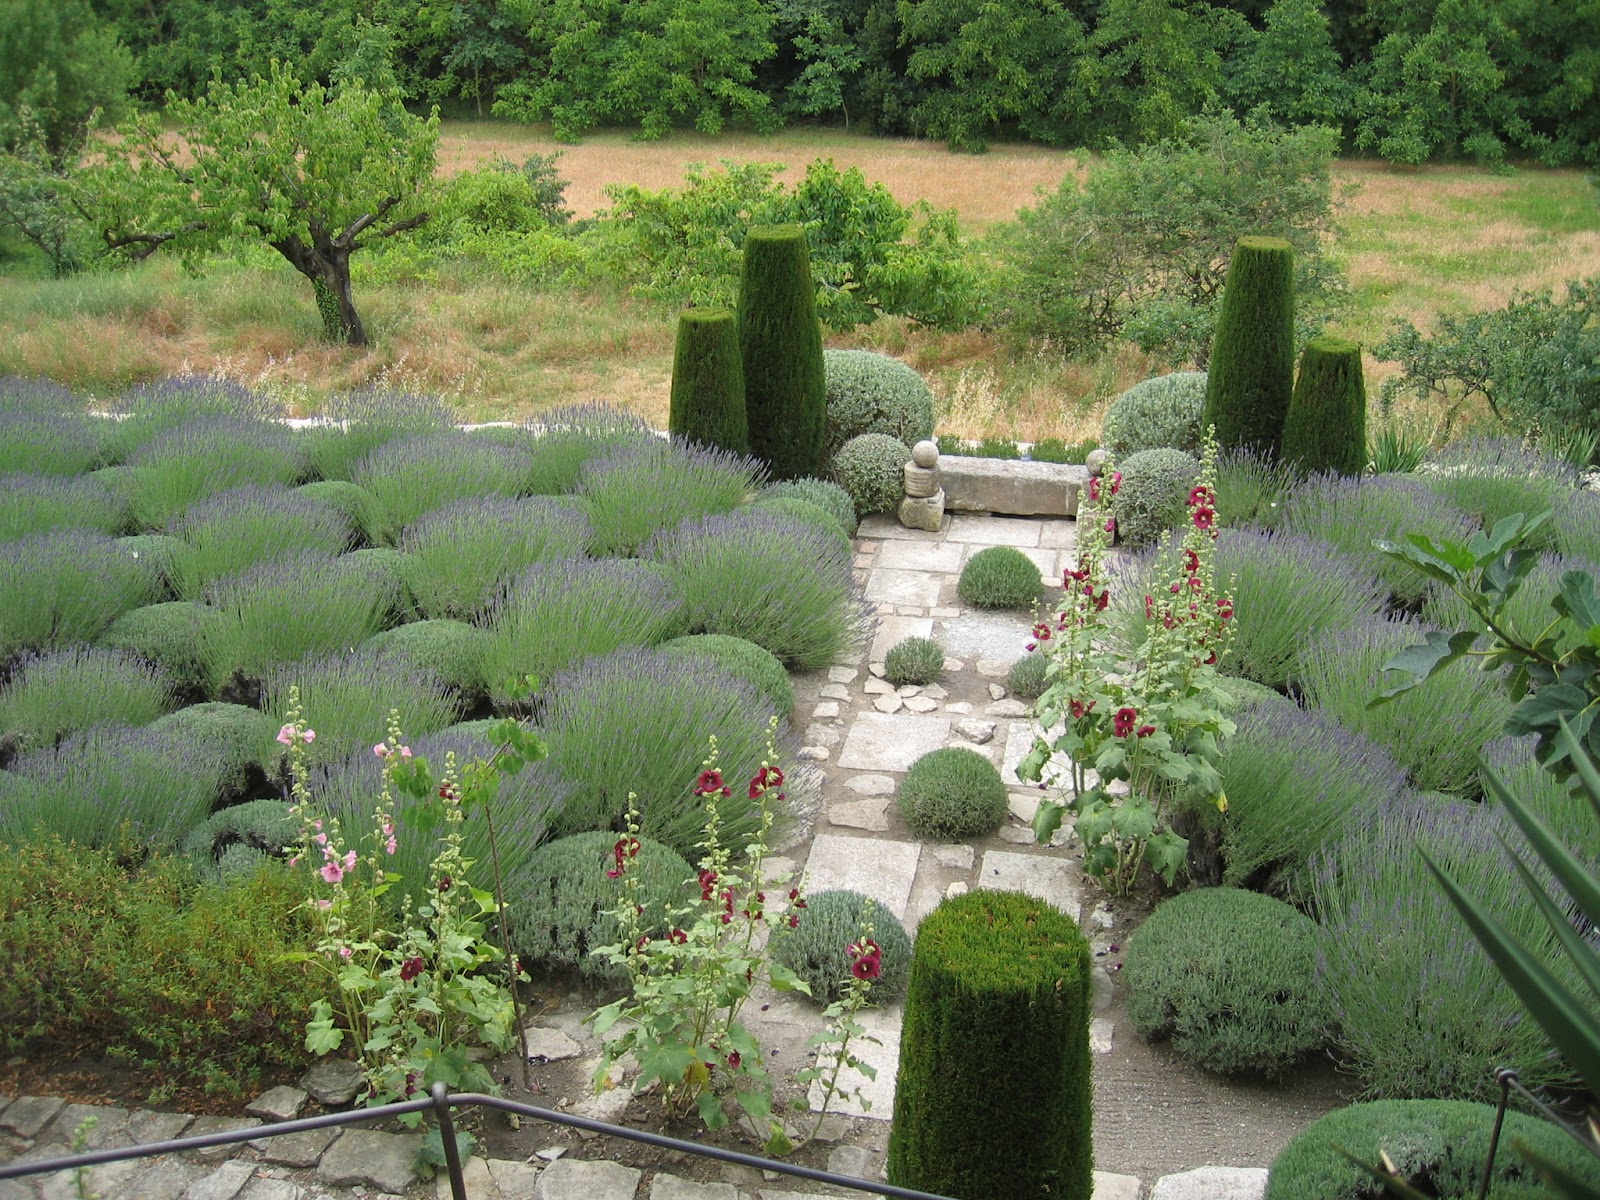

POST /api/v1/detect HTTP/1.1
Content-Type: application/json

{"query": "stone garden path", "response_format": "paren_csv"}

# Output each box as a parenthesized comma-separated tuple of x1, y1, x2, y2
(0, 511, 1305, 1200)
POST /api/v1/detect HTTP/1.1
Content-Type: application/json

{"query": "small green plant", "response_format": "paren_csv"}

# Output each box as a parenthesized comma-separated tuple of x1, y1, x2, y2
(772, 889, 913, 1005)
(970, 436, 1022, 459)
(957, 545, 1042, 609)
(830, 432, 911, 518)
(295, 480, 385, 545)
(759, 477, 858, 537)
(1202, 235, 1296, 459)
(592, 750, 880, 1153)
(522, 404, 655, 496)
(362, 620, 491, 703)
(887, 888, 1093, 1200)
(898, 747, 1008, 841)
(1115, 447, 1201, 549)
(0, 410, 105, 477)
(1006, 651, 1050, 700)
(98, 601, 220, 694)
(669, 307, 750, 455)
(1101, 371, 1207, 458)
(1281, 335, 1367, 477)
(502, 831, 695, 981)
(738, 224, 828, 481)
(1553, 488, 1600, 566)
(1421, 437, 1577, 552)
(822, 349, 935, 458)
(1029, 437, 1098, 464)
(658, 633, 795, 719)
(1367, 422, 1430, 474)
(301, 389, 452, 483)
(184, 799, 300, 883)
(1125, 888, 1330, 1080)
(123, 417, 309, 531)
(884, 636, 944, 686)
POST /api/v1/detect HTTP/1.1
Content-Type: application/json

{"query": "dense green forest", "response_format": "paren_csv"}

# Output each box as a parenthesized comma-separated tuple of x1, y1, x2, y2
(18, 0, 1600, 163)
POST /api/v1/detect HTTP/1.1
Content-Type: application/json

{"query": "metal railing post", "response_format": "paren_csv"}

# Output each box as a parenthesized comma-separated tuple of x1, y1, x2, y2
(429, 1083, 469, 1200)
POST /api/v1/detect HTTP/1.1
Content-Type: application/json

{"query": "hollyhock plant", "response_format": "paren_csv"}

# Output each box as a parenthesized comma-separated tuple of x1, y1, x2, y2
(591, 736, 878, 1156)
(1019, 429, 1236, 894)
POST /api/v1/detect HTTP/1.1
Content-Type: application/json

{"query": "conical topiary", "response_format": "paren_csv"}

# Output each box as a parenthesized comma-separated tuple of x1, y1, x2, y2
(887, 888, 1094, 1200)
(736, 225, 827, 481)
(668, 308, 748, 454)
(1203, 235, 1296, 459)
(1282, 334, 1367, 476)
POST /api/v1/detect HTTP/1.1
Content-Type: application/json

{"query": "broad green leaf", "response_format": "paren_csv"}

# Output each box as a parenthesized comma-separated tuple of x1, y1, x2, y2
(1032, 798, 1066, 844)
(1369, 630, 1480, 705)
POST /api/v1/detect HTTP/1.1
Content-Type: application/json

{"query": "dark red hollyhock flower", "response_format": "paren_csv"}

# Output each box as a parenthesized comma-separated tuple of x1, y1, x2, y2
(726, 1050, 741, 1070)
(1113, 707, 1138, 738)
(607, 835, 641, 878)
(1136, 724, 1156, 738)
(1193, 507, 1215, 531)
(1188, 485, 1215, 507)
(438, 784, 457, 801)
(437, 875, 452, 892)
(399, 956, 425, 981)
(848, 939, 882, 980)
(1184, 548, 1200, 575)
(1108, 471, 1123, 496)
(668, 928, 688, 945)
(695, 768, 725, 797)
(1216, 598, 1234, 620)
(699, 868, 719, 901)
(748, 764, 784, 799)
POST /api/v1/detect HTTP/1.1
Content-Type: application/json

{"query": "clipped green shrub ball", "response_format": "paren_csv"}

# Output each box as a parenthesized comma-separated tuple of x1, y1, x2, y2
(669, 307, 749, 455)
(361, 619, 489, 700)
(1265, 1100, 1600, 1200)
(760, 477, 859, 537)
(99, 601, 220, 692)
(658, 633, 795, 718)
(504, 832, 695, 981)
(1282, 335, 1367, 477)
(957, 545, 1042, 609)
(831, 433, 910, 518)
(772, 889, 914, 1004)
(147, 702, 280, 801)
(115, 533, 186, 592)
(184, 799, 299, 883)
(899, 747, 1008, 841)
(884, 636, 944, 686)
(822, 349, 936, 458)
(1006, 652, 1051, 700)
(888, 888, 1093, 1200)
(1125, 888, 1329, 1080)
(749, 496, 851, 548)
(1101, 372, 1207, 457)
(1116, 448, 1201, 549)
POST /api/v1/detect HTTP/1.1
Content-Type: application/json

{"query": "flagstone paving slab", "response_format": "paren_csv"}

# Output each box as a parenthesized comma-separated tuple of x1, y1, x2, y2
(802, 834, 920, 921)
(945, 514, 1044, 546)
(863, 569, 944, 608)
(1, 1097, 63, 1138)
(1150, 1166, 1268, 1200)
(978, 849, 1083, 921)
(836, 712, 950, 772)
(868, 615, 933, 660)
(937, 610, 1032, 663)
(534, 1157, 641, 1200)
(873, 540, 966, 572)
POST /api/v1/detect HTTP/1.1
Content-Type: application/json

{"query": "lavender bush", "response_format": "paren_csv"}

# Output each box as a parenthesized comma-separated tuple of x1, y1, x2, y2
(1313, 796, 1580, 1101)
(481, 557, 688, 706)
(0, 722, 224, 851)
(125, 416, 308, 530)
(0, 473, 127, 540)
(522, 403, 655, 495)
(352, 432, 530, 542)
(310, 726, 572, 910)
(295, 481, 384, 546)
(578, 439, 766, 557)
(398, 495, 591, 619)
(1213, 447, 1296, 530)
(0, 376, 82, 415)
(301, 388, 453, 482)
(0, 529, 161, 658)
(643, 508, 868, 670)
(201, 552, 397, 695)
(105, 375, 285, 462)
(1480, 736, 1600, 866)
(1278, 473, 1483, 607)
(0, 411, 105, 476)
(167, 485, 354, 600)
(1423, 436, 1578, 550)
(1298, 618, 1511, 797)
(1551, 487, 1600, 564)
(0, 646, 176, 752)
(264, 652, 462, 765)
(537, 646, 787, 857)
(1218, 704, 1409, 898)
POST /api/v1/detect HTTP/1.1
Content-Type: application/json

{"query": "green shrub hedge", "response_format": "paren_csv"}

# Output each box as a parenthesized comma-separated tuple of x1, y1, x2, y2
(822, 349, 935, 458)
(759, 476, 859, 536)
(99, 601, 220, 693)
(1101, 372, 1207, 458)
(1115, 448, 1200, 549)
(831, 433, 910, 518)
(1126, 888, 1329, 1079)
(898, 747, 1008, 841)
(957, 545, 1042, 609)
(658, 633, 795, 719)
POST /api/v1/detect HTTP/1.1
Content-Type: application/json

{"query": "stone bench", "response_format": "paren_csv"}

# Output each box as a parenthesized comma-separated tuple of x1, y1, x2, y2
(938, 456, 1089, 518)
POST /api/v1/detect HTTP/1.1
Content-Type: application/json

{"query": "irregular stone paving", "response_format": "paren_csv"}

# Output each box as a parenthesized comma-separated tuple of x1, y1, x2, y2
(0, 511, 1274, 1200)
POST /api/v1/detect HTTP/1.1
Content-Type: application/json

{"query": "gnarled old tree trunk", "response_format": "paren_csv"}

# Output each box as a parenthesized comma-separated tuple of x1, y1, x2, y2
(273, 235, 367, 346)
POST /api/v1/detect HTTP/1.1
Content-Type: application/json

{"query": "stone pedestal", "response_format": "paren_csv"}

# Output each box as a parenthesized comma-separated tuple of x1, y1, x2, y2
(899, 489, 946, 531)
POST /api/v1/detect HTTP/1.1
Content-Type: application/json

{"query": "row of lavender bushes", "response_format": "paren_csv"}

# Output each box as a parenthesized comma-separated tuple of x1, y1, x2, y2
(1108, 434, 1600, 1106)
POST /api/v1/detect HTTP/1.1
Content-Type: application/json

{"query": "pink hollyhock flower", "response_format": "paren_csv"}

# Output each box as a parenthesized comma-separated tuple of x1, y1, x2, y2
(321, 861, 344, 884)
(398, 746, 412, 759)
(374, 744, 390, 759)
(385, 836, 397, 855)
(302, 730, 315, 744)
(276, 724, 298, 746)
(339, 946, 352, 960)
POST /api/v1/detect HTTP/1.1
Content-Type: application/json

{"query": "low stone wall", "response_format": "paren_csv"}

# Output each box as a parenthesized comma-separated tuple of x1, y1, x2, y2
(938, 456, 1089, 518)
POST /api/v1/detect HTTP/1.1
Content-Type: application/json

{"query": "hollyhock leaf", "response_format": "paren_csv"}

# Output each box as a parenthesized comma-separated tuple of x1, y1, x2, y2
(1032, 798, 1065, 844)
(1145, 830, 1188, 886)
(767, 962, 811, 995)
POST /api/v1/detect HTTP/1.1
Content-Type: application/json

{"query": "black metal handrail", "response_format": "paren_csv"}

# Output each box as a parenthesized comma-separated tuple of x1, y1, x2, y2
(0, 1083, 955, 1200)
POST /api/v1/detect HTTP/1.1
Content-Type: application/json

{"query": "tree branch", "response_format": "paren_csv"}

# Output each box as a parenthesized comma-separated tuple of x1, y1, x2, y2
(99, 220, 208, 260)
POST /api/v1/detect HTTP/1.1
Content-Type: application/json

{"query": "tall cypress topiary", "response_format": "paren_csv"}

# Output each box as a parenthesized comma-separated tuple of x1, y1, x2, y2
(887, 889, 1093, 1200)
(668, 308, 749, 454)
(1282, 334, 1367, 476)
(737, 225, 827, 481)
(1203, 235, 1296, 459)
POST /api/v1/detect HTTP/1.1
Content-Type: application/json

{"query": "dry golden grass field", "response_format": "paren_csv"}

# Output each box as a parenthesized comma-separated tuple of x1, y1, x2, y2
(2, 123, 1597, 440)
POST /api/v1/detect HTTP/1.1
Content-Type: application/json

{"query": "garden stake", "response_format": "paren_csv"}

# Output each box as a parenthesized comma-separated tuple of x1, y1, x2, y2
(1477, 1069, 1515, 1200)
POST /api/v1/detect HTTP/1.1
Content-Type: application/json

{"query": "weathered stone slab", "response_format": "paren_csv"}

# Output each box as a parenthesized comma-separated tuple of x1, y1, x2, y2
(249, 1126, 340, 1168)
(523, 1024, 584, 1062)
(487, 1157, 544, 1196)
(864, 569, 944, 608)
(978, 849, 1082, 921)
(856, 514, 945, 542)
(1093, 1171, 1143, 1200)
(315, 1129, 424, 1193)
(828, 798, 890, 832)
(128, 1110, 195, 1145)
(939, 610, 1033, 662)
(535, 1158, 641, 1200)
(238, 1180, 305, 1200)
(827, 1144, 878, 1180)
(1041, 520, 1080, 549)
(930, 843, 975, 870)
(941, 460, 1087, 518)
(842, 773, 896, 797)
(39, 1157, 147, 1200)
(837, 712, 951, 772)
(650, 1174, 740, 1200)
(1150, 1166, 1268, 1200)
(184, 1117, 261, 1163)
(946, 512, 1046, 545)
(803, 835, 920, 921)
(869, 614, 935, 661)
(1, 1095, 64, 1137)
(874, 540, 964, 572)
(245, 1086, 306, 1122)
(300, 1059, 365, 1106)
(181, 1159, 256, 1200)
(44, 1103, 131, 1149)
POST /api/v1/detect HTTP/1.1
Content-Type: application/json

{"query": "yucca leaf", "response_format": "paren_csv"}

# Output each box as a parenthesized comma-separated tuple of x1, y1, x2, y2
(1503, 846, 1600, 1006)
(1423, 850, 1600, 1096)
(1484, 760, 1600, 929)
(1332, 1148, 1434, 1200)
(1510, 1140, 1600, 1200)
